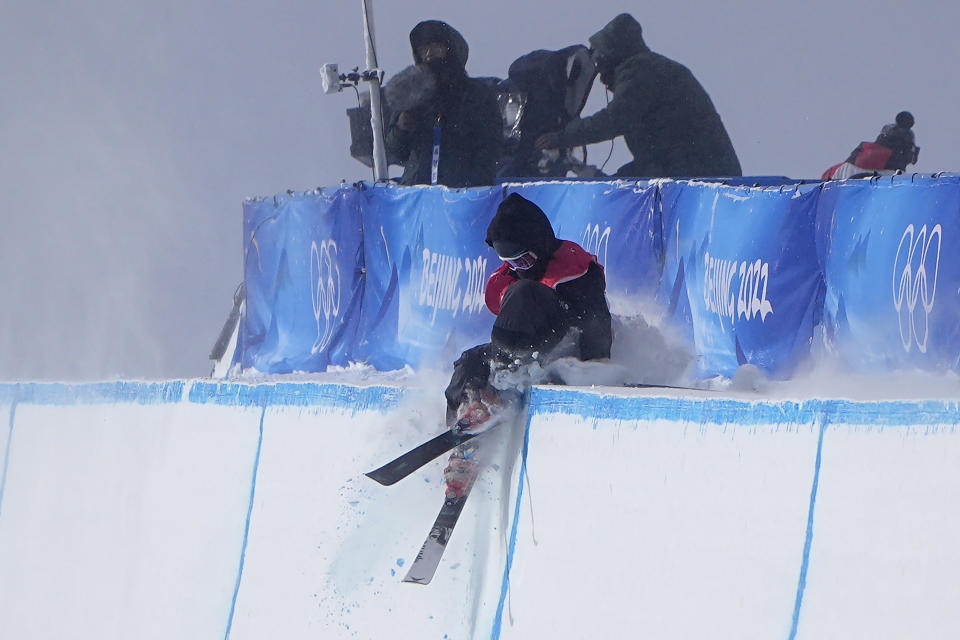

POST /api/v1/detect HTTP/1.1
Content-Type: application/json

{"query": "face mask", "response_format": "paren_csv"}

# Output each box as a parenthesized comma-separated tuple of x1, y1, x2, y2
(598, 62, 617, 87)
(591, 50, 615, 87)
(417, 42, 448, 63)
(425, 56, 457, 83)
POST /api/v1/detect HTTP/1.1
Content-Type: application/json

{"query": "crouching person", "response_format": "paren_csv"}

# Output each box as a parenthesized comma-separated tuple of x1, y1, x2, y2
(442, 193, 612, 498)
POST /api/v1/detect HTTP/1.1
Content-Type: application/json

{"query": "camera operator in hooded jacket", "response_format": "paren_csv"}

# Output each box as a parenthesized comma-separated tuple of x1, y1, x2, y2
(385, 20, 502, 188)
(536, 13, 741, 179)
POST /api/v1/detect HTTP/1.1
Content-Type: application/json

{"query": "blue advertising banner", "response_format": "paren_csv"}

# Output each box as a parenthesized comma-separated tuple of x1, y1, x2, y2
(240, 188, 364, 374)
(234, 176, 960, 380)
(352, 183, 504, 370)
(817, 175, 960, 372)
(659, 181, 824, 378)
(506, 181, 661, 309)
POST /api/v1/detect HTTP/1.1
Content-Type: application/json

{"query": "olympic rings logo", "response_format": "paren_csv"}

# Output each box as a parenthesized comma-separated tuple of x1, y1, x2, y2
(580, 223, 611, 267)
(310, 240, 341, 354)
(892, 223, 941, 353)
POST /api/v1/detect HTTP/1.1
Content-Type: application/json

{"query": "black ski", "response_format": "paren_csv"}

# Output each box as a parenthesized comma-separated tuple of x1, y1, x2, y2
(365, 429, 478, 486)
(402, 475, 477, 584)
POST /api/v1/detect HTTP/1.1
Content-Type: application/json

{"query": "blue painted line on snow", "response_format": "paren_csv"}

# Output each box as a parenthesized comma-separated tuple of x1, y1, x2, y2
(0, 399, 18, 523)
(530, 386, 960, 427)
(0, 380, 408, 413)
(788, 416, 827, 640)
(224, 404, 266, 640)
(0, 381, 185, 406)
(490, 412, 533, 640)
(188, 381, 406, 412)
(0, 384, 18, 404)
(2, 380, 956, 428)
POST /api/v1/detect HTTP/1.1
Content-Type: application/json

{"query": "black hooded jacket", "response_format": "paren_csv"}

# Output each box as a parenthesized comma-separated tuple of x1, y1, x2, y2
(483, 194, 612, 360)
(560, 14, 741, 178)
(445, 194, 612, 417)
(385, 21, 502, 187)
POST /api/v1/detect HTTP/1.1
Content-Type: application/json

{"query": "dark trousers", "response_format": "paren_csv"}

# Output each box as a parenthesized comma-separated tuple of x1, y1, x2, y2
(444, 280, 567, 422)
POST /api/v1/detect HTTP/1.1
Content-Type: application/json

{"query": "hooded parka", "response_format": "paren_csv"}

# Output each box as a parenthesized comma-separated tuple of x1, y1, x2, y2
(444, 194, 612, 418)
(560, 14, 741, 178)
(385, 21, 502, 187)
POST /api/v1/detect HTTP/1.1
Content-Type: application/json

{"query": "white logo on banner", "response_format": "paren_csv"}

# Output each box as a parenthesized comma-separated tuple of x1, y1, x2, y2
(419, 249, 488, 325)
(580, 224, 611, 267)
(892, 223, 941, 353)
(703, 252, 774, 330)
(310, 240, 341, 354)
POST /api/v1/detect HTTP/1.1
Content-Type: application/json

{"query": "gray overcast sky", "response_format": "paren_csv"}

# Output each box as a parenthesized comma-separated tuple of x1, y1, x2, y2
(0, 1, 956, 381)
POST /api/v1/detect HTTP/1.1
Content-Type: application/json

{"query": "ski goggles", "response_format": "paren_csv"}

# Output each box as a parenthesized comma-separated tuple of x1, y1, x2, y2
(499, 249, 538, 271)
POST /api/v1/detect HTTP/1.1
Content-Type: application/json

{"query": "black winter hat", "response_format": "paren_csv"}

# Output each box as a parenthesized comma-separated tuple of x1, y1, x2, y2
(895, 111, 915, 129)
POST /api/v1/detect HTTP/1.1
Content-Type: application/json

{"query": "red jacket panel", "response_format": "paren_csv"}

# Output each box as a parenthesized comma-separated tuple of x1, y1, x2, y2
(484, 240, 599, 315)
(851, 142, 893, 170)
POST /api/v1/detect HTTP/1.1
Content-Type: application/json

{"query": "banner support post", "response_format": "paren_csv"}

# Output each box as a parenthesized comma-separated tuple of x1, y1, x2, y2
(362, 0, 389, 182)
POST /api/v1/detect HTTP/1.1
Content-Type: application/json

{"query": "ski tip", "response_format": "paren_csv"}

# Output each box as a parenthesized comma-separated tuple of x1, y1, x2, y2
(363, 470, 397, 486)
(402, 574, 433, 585)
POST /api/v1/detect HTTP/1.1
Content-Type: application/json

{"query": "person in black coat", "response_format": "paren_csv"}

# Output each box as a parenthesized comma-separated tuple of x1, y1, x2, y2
(385, 20, 502, 187)
(535, 13, 741, 178)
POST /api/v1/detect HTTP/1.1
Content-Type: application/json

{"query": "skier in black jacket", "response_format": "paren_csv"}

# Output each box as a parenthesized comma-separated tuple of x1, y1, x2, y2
(444, 193, 612, 426)
(442, 193, 612, 498)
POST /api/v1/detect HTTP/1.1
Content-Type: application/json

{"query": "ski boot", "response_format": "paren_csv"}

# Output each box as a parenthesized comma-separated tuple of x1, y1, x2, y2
(453, 386, 505, 434)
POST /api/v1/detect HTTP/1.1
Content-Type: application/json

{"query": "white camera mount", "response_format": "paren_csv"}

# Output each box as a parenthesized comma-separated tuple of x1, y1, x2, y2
(321, 63, 384, 95)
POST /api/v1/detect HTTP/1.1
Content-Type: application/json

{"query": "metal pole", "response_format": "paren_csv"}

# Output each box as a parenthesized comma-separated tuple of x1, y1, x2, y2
(362, 0, 388, 181)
